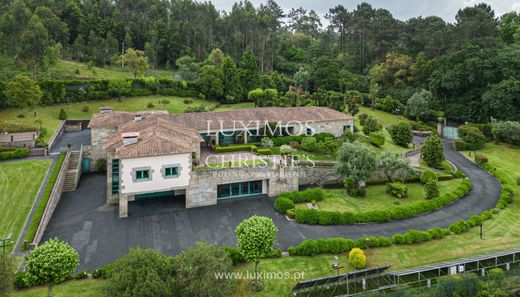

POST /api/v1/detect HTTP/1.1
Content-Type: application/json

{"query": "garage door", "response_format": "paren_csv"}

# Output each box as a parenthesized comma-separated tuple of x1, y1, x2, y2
(135, 190, 174, 200)
(217, 180, 263, 200)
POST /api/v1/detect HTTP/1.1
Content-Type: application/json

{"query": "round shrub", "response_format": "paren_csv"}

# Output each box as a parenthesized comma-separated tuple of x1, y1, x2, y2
(368, 131, 386, 147)
(421, 135, 445, 168)
(301, 137, 317, 152)
(474, 154, 489, 166)
(389, 122, 412, 147)
(378, 236, 393, 247)
(82, 105, 90, 112)
(386, 182, 408, 199)
(420, 169, 438, 184)
(425, 180, 440, 199)
(457, 125, 485, 150)
(348, 248, 366, 269)
(274, 197, 295, 214)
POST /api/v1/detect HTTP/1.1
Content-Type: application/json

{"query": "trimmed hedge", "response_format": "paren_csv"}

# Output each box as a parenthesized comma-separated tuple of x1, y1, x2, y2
(294, 179, 472, 225)
(274, 197, 295, 214)
(23, 153, 66, 247)
(277, 188, 324, 203)
(272, 135, 304, 147)
(38, 78, 198, 104)
(286, 158, 513, 257)
(0, 147, 29, 160)
(214, 144, 256, 153)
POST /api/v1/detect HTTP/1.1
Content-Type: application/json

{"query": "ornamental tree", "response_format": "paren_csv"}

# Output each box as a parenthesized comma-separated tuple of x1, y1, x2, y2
(406, 89, 433, 121)
(3, 75, 43, 108)
(389, 122, 413, 147)
(334, 142, 378, 189)
(118, 48, 149, 78)
(25, 238, 79, 297)
(235, 216, 278, 291)
(378, 152, 415, 182)
(173, 241, 235, 297)
(421, 135, 445, 168)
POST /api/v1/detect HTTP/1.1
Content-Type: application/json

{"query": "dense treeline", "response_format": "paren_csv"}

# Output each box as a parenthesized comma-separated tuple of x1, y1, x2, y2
(0, 0, 519, 123)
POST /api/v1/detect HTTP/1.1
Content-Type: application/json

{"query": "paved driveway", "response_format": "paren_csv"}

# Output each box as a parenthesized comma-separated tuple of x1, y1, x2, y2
(42, 139, 501, 271)
(50, 129, 91, 153)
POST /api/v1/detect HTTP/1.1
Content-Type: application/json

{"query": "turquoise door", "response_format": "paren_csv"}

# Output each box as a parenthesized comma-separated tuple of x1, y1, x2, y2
(82, 158, 91, 172)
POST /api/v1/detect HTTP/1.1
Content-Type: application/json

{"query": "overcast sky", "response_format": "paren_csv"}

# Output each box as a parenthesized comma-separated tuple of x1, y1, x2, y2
(211, 0, 520, 23)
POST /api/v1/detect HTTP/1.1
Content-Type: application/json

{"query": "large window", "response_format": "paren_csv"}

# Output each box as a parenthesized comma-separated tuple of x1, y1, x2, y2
(135, 169, 150, 181)
(164, 166, 179, 177)
(217, 180, 263, 199)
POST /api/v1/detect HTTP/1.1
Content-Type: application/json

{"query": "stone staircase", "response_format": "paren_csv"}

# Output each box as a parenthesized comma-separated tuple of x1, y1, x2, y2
(63, 151, 81, 192)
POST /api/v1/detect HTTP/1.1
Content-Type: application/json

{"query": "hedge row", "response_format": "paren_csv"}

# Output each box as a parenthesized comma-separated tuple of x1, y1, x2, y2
(23, 153, 66, 248)
(38, 78, 199, 104)
(278, 188, 324, 204)
(213, 144, 273, 155)
(294, 179, 472, 225)
(287, 159, 514, 257)
(220, 246, 282, 266)
(0, 148, 29, 160)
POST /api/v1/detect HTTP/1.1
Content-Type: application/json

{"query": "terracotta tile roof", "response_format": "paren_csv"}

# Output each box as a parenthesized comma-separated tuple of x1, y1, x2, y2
(88, 110, 169, 128)
(103, 117, 202, 159)
(170, 106, 353, 131)
(111, 130, 196, 159)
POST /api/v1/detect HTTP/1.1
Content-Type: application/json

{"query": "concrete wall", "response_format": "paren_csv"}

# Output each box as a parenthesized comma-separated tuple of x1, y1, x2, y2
(120, 153, 192, 195)
(33, 151, 71, 246)
(185, 164, 299, 208)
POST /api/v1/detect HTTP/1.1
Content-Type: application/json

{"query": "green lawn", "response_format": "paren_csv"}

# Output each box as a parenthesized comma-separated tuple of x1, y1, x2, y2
(0, 160, 51, 250)
(358, 106, 415, 128)
(0, 96, 249, 142)
(13, 279, 104, 297)
(298, 179, 462, 213)
(0, 56, 172, 80)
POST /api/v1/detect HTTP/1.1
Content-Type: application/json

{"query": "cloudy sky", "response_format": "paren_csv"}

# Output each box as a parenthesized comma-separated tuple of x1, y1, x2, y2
(211, 0, 520, 23)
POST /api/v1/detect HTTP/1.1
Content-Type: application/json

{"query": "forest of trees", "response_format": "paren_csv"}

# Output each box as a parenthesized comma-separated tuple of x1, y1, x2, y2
(0, 0, 519, 123)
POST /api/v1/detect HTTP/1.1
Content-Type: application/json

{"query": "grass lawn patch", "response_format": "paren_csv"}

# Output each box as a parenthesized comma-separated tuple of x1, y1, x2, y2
(12, 279, 104, 297)
(299, 180, 462, 213)
(0, 159, 51, 251)
(0, 96, 247, 143)
(23, 153, 65, 246)
(0, 57, 172, 80)
(358, 106, 415, 128)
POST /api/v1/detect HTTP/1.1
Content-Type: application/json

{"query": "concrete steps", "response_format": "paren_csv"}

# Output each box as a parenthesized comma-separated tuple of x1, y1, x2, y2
(63, 151, 81, 192)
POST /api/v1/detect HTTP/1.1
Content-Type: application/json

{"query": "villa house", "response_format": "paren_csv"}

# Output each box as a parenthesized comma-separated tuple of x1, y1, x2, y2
(88, 106, 354, 218)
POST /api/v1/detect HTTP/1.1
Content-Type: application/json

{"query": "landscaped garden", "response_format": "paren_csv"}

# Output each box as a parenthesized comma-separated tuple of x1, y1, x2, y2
(0, 160, 51, 251)
(298, 179, 462, 213)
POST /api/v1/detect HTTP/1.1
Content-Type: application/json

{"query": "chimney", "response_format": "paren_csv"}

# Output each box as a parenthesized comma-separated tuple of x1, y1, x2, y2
(122, 132, 139, 146)
(134, 114, 142, 122)
(99, 106, 112, 113)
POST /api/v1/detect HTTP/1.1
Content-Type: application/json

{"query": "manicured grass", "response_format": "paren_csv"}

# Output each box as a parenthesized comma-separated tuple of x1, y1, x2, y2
(23, 153, 65, 246)
(358, 106, 415, 128)
(12, 279, 104, 297)
(298, 179, 462, 213)
(291, 149, 336, 161)
(0, 160, 51, 251)
(0, 96, 245, 142)
(0, 56, 172, 80)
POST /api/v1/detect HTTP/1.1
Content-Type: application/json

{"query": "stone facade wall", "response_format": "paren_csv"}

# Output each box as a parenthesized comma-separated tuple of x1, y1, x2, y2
(90, 127, 117, 164)
(185, 164, 300, 208)
(33, 151, 71, 246)
(308, 119, 353, 138)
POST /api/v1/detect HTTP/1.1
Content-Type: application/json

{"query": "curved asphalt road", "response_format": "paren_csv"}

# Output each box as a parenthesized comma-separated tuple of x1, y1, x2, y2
(276, 138, 502, 245)
(42, 138, 502, 271)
